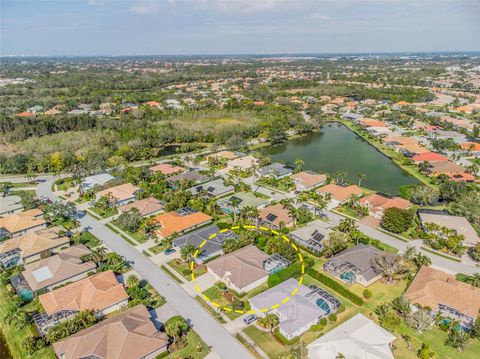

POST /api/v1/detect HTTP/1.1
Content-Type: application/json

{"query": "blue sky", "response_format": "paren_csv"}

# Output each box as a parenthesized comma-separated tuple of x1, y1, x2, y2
(1, 0, 479, 56)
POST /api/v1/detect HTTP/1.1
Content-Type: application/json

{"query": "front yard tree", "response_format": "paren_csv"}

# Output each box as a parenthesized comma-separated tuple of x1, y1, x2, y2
(410, 186, 439, 206)
(445, 328, 469, 351)
(372, 252, 409, 283)
(180, 244, 196, 261)
(380, 207, 414, 233)
(406, 309, 433, 333)
(116, 209, 142, 232)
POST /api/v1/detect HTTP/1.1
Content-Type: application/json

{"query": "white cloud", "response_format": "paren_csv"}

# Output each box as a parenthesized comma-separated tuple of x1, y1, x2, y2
(87, 0, 110, 5)
(310, 13, 330, 20)
(129, 0, 162, 14)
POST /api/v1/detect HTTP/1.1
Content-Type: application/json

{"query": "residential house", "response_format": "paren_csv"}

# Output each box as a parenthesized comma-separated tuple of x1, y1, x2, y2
(167, 170, 210, 188)
(52, 305, 168, 359)
(412, 152, 449, 164)
(405, 266, 480, 330)
(206, 150, 241, 162)
(323, 244, 382, 286)
(172, 225, 237, 263)
(188, 178, 235, 198)
(96, 183, 141, 206)
(118, 197, 164, 217)
(0, 209, 47, 238)
(153, 207, 213, 239)
(397, 143, 430, 156)
(429, 160, 466, 177)
(316, 184, 363, 207)
(36, 270, 128, 335)
(207, 245, 269, 293)
(291, 171, 327, 191)
(218, 192, 269, 215)
(307, 313, 396, 359)
(0, 195, 23, 216)
(258, 203, 295, 229)
(226, 155, 259, 171)
(290, 220, 332, 254)
(250, 278, 341, 340)
(19, 245, 96, 294)
(359, 119, 387, 128)
(80, 173, 115, 193)
(359, 193, 412, 219)
(257, 163, 293, 179)
(418, 210, 479, 246)
(149, 163, 185, 176)
(0, 226, 70, 268)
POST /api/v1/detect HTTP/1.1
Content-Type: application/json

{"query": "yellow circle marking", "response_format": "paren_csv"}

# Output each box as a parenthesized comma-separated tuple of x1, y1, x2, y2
(190, 225, 304, 315)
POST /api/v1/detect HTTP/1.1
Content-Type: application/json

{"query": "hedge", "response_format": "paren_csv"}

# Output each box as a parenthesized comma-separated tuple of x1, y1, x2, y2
(306, 268, 363, 306)
(267, 263, 302, 288)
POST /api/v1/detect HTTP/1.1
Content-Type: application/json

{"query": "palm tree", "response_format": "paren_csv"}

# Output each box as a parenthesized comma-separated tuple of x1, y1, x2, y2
(294, 159, 304, 173)
(371, 252, 409, 283)
(465, 273, 480, 288)
(143, 217, 159, 238)
(357, 173, 366, 187)
(229, 197, 241, 223)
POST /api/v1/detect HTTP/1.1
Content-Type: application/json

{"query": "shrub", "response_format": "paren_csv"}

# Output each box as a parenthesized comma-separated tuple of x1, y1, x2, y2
(267, 263, 302, 288)
(306, 268, 363, 306)
(363, 289, 372, 299)
(182, 268, 192, 276)
(337, 304, 345, 313)
(327, 313, 337, 322)
(380, 207, 414, 233)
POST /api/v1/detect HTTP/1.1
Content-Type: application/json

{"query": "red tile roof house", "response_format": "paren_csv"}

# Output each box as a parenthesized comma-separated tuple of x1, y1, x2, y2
(412, 152, 449, 164)
(291, 171, 327, 191)
(405, 266, 480, 330)
(36, 270, 129, 335)
(153, 208, 213, 239)
(316, 184, 363, 208)
(52, 305, 168, 359)
(0, 209, 47, 238)
(359, 193, 412, 219)
(118, 197, 164, 217)
(258, 203, 296, 229)
(149, 163, 185, 176)
(95, 183, 141, 206)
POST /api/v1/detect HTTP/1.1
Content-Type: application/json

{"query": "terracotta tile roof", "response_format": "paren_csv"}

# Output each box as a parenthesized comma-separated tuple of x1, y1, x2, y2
(412, 152, 448, 163)
(0, 226, 69, 258)
(359, 119, 387, 128)
(259, 204, 295, 227)
(52, 305, 168, 359)
(153, 210, 212, 237)
(0, 209, 46, 235)
(446, 172, 477, 182)
(430, 161, 465, 175)
(461, 142, 480, 151)
(118, 197, 163, 216)
(22, 245, 96, 291)
(206, 150, 239, 161)
(16, 111, 36, 117)
(227, 155, 259, 170)
(207, 245, 268, 290)
(39, 270, 128, 315)
(359, 193, 411, 213)
(96, 183, 140, 202)
(291, 171, 327, 189)
(397, 143, 430, 154)
(316, 184, 363, 202)
(144, 101, 161, 107)
(384, 136, 418, 146)
(149, 163, 185, 176)
(405, 266, 480, 318)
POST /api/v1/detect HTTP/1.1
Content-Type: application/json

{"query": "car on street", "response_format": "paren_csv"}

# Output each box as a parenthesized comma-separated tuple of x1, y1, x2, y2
(243, 314, 257, 325)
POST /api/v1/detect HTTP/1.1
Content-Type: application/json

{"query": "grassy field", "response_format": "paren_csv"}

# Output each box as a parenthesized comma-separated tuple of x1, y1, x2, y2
(202, 286, 245, 320)
(243, 326, 290, 359)
(0, 285, 55, 359)
(89, 206, 118, 218)
(77, 231, 101, 248)
(168, 259, 207, 281)
(194, 296, 227, 324)
(163, 329, 210, 359)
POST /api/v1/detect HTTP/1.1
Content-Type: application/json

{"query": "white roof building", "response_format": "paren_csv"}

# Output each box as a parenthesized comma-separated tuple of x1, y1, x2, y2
(307, 313, 396, 359)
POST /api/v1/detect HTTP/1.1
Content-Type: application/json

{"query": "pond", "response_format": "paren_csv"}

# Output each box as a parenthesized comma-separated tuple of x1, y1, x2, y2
(259, 122, 418, 194)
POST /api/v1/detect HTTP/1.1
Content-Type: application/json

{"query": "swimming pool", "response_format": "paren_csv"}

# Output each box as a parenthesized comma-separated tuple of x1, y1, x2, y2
(316, 298, 331, 314)
(340, 271, 356, 283)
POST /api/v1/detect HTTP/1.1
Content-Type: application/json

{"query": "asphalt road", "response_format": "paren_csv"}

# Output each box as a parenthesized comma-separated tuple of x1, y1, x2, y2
(36, 178, 253, 359)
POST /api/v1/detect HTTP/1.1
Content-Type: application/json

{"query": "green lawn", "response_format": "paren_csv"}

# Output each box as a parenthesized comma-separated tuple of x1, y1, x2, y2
(162, 330, 210, 359)
(89, 206, 118, 218)
(54, 177, 76, 191)
(243, 326, 290, 359)
(52, 217, 79, 230)
(202, 286, 246, 320)
(77, 231, 101, 248)
(0, 181, 34, 189)
(194, 296, 227, 324)
(149, 242, 170, 255)
(0, 284, 55, 359)
(112, 220, 148, 243)
(168, 259, 206, 281)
